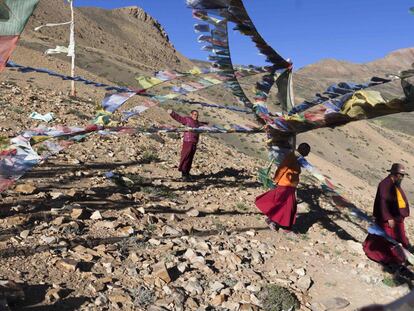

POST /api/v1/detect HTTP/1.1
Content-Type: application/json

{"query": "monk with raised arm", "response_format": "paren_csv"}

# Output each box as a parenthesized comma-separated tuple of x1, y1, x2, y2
(168, 109, 207, 181)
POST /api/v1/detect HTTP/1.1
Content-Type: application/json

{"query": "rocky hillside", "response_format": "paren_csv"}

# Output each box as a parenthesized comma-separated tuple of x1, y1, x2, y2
(0, 82, 413, 310)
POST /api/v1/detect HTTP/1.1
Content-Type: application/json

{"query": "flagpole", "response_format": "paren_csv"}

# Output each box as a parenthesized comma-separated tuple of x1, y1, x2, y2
(70, 0, 76, 97)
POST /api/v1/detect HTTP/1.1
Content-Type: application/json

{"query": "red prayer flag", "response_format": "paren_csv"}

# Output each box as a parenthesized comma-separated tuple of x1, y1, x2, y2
(0, 35, 18, 71)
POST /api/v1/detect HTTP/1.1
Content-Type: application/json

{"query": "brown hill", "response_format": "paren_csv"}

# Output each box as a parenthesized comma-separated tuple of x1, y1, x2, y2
(20, 0, 193, 86)
(294, 48, 414, 101)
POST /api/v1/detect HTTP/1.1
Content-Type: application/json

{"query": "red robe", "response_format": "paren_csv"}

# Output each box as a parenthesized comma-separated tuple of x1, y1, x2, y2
(178, 142, 197, 175)
(363, 176, 410, 265)
(170, 111, 207, 175)
(255, 152, 300, 230)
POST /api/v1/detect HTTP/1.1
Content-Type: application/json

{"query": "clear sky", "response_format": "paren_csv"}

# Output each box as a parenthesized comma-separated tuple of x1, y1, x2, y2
(76, 0, 414, 69)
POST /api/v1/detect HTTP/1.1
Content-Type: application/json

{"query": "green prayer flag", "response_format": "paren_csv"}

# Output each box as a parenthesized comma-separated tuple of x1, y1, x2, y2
(0, 1, 10, 21)
(0, 0, 39, 35)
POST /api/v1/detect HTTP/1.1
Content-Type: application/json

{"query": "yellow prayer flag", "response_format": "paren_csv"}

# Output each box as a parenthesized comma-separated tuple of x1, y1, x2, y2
(188, 67, 202, 75)
(203, 77, 222, 85)
(135, 76, 163, 89)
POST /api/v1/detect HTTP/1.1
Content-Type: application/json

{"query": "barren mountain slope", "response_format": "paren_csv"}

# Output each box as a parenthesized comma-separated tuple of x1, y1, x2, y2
(0, 82, 413, 310)
(294, 48, 414, 101)
(21, 0, 193, 84)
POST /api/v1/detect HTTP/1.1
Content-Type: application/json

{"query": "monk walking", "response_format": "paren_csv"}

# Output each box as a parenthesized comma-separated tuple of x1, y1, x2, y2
(168, 109, 207, 180)
(255, 143, 311, 232)
(363, 163, 410, 265)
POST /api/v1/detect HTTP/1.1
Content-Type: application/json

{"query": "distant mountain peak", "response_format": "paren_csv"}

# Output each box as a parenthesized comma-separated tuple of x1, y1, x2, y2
(114, 6, 171, 44)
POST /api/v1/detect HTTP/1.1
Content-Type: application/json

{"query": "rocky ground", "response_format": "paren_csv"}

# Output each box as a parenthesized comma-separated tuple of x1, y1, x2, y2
(1, 82, 414, 311)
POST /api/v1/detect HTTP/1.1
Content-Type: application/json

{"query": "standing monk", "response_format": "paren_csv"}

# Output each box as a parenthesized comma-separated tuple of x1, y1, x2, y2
(255, 143, 311, 232)
(363, 163, 410, 265)
(168, 109, 207, 180)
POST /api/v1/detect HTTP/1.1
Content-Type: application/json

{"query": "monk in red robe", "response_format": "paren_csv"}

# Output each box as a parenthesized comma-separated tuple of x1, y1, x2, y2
(255, 143, 311, 232)
(363, 163, 410, 265)
(168, 109, 207, 180)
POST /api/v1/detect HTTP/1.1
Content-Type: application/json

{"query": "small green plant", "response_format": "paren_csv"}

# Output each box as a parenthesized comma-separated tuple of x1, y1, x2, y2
(132, 286, 155, 307)
(236, 202, 249, 212)
(142, 186, 176, 199)
(325, 281, 337, 287)
(382, 277, 401, 287)
(35, 144, 50, 156)
(259, 284, 300, 311)
(286, 235, 297, 242)
(238, 185, 246, 191)
(224, 278, 238, 287)
(11, 107, 24, 114)
(140, 149, 160, 164)
(124, 174, 149, 186)
(163, 253, 175, 263)
(0, 136, 9, 151)
(145, 223, 157, 233)
(213, 219, 226, 232)
(167, 132, 180, 140)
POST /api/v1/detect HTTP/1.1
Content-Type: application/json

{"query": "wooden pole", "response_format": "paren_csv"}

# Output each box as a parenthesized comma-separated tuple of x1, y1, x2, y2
(70, 0, 76, 97)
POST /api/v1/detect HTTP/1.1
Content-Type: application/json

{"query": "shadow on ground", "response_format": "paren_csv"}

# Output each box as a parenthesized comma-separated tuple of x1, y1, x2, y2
(9, 283, 89, 311)
(295, 183, 362, 242)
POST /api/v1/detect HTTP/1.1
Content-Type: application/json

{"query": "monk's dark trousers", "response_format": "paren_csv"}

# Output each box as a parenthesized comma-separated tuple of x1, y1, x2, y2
(178, 142, 197, 175)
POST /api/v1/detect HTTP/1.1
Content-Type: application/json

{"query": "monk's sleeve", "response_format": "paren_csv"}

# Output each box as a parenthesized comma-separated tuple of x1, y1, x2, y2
(377, 183, 393, 221)
(170, 111, 188, 126)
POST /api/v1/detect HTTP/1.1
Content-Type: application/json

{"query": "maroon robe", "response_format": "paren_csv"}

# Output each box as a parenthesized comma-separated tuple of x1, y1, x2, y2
(363, 176, 410, 265)
(178, 142, 197, 175)
(255, 186, 297, 230)
(170, 111, 207, 175)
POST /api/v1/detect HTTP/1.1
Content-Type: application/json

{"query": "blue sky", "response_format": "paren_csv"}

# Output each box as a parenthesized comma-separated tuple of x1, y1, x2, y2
(76, 0, 414, 69)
